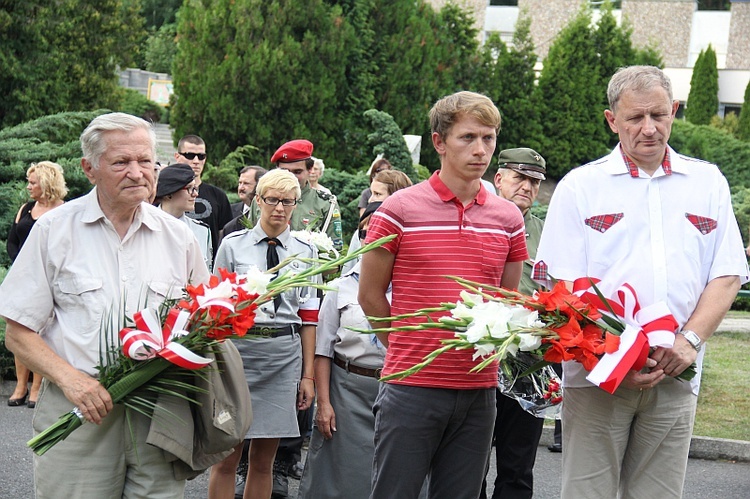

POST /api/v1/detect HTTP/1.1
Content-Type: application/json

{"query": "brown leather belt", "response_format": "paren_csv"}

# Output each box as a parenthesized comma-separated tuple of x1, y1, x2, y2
(333, 354, 382, 379)
(248, 325, 297, 338)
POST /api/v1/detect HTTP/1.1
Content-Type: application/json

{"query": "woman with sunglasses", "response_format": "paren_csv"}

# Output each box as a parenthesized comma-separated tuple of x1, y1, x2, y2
(154, 163, 213, 269)
(208, 169, 320, 499)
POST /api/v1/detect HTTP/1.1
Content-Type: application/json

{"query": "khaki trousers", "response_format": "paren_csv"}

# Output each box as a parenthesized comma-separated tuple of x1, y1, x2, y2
(561, 378, 696, 499)
(33, 380, 185, 499)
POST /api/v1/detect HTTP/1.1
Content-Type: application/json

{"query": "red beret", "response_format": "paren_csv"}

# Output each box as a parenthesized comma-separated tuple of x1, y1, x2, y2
(270, 139, 314, 164)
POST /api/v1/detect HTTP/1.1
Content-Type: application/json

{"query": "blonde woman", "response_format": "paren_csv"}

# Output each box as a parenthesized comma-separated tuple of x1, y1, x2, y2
(208, 169, 319, 499)
(6, 161, 68, 408)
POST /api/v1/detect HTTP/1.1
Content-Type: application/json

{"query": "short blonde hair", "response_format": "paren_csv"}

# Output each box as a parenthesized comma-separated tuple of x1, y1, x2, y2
(27, 161, 68, 201)
(256, 169, 301, 199)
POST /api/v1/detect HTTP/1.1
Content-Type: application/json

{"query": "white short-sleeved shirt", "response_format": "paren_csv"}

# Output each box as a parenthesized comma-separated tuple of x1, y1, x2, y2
(213, 224, 320, 326)
(0, 189, 211, 376)
(181, 213, 213, 270)
(315, 261, 387, 369)
(534, 145, 749, 394)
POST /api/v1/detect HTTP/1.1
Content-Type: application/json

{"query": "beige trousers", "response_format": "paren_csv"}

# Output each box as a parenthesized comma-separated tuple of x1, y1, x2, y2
(561, 378, 697, 499)
(32, 380, 185, 499)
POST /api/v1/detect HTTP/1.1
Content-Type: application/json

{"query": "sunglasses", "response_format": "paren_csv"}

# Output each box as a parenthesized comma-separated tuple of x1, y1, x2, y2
(179, 152, 206, 161)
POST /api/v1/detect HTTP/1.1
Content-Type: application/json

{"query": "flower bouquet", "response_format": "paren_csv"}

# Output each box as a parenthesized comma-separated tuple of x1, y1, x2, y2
(28, 235, 394, 455)
(364, 275, 694, 396)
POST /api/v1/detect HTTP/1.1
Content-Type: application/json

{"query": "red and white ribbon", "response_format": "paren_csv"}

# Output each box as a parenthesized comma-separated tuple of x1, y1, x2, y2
(195, 279, 236, 312)
(573, 278, 679, 394)
(119, 308, 213, 370)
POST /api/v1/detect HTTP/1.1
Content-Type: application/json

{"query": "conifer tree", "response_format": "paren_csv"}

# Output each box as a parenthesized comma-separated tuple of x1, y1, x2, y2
(534, 8, 609, 178)
(172, 0, 356, 163)
(685, 45, 719, 125)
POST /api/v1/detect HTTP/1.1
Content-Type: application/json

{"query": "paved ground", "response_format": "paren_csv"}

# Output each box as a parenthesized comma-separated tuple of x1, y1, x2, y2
(2, 397, 749, 498)
(154, 122, 177, 166)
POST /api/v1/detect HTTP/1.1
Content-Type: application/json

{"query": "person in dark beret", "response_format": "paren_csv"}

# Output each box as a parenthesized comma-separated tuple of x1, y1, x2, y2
(155, 163, 213, 269)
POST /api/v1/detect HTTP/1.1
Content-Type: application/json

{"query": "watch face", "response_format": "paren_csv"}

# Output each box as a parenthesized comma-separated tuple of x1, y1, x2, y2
(682, 330, 701, 349)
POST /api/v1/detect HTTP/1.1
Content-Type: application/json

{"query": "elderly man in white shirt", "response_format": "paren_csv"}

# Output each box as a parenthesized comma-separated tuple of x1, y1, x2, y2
(0, 112, 210, 498)
(534, 66, 748, 499)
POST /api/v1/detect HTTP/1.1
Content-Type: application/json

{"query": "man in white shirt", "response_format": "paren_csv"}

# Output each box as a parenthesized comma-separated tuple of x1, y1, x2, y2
(534, 66, 748, 499)
(0, 112, 210, 498)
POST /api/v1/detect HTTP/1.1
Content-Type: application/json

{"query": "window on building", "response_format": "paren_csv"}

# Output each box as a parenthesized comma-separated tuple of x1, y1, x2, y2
(589, 1, 622, 8)
(723, 105, 742, 117)
(697, 0, 731, 10)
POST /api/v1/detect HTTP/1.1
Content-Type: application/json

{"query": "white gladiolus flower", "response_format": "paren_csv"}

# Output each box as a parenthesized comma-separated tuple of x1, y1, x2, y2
(508, 306, 544, 329)
(291, 230, 338, 257)
(472, 342, 496, 360)
(459, 290, 484, 307)
(240, 265, 273, 295)
(518, 333, 542, 352)
(450, 302, 475, 320)
(505, 342, 519, 357)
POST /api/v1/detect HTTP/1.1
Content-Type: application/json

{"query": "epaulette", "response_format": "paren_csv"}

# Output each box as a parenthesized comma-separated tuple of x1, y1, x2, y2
(190, 218, 210, 229)
(316, 190, 334, 202)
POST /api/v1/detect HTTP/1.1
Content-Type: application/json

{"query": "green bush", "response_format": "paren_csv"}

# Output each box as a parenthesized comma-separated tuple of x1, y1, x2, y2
(117, 88, 165, 124)
(321, 169, 370, 240)
(670, 120, 750, 188)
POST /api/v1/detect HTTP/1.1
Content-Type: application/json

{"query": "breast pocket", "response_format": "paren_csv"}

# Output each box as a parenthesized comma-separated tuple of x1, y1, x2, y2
(146, 280, 184, 306)
(55, 276, 107, 334)
(587, 215, 630, 272)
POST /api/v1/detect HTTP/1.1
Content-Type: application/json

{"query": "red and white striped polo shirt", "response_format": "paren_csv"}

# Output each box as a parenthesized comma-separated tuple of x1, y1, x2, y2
(365, 172, 528, 389)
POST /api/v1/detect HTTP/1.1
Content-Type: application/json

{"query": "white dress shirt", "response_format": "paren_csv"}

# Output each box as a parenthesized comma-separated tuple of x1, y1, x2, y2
(0, 189, 210, 376)
(535, 145, 749, 394)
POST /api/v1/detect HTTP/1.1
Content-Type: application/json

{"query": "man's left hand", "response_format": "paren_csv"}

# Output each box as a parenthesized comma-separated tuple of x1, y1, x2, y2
(650, 334, 698, 378)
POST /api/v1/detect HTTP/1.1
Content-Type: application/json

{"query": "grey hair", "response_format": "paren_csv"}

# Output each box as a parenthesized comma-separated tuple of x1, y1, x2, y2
(80, 112, 156, 169)
(607, 66, 673, 112)
(312, 156, 325, 175)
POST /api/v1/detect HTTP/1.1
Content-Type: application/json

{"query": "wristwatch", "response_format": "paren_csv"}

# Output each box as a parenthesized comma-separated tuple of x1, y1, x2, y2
(679, 329, 703, 352)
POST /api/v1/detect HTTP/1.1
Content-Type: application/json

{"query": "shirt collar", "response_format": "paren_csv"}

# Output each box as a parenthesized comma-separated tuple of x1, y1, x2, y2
(619, 145, 672, 177)
(428, 171, 487, 205)
(250, 223, 291, 247)
(80, 187, 157, 230)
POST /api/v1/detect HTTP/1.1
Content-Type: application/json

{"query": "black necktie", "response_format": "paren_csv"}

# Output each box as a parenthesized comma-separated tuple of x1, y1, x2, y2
(263, 237, 282, 312)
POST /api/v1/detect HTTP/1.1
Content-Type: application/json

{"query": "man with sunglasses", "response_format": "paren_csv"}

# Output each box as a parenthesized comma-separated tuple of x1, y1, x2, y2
(175, 135, 233, 263)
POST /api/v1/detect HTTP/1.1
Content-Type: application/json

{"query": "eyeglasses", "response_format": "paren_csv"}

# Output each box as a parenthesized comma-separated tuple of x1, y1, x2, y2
(182, 186, 199, 195)
(261, 196, 298, 207)
(179, 152, 206, 161)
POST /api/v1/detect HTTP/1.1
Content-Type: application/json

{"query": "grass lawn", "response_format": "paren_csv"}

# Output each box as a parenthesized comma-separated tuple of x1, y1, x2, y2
(694, 331, 750, 441)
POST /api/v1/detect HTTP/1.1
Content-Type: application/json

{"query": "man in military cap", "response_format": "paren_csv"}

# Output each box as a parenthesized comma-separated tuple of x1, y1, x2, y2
(247, 139, 343, 252)
(480, 147, 548, 499)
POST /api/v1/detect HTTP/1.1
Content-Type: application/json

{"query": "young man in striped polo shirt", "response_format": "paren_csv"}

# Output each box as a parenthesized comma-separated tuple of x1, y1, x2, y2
(360, 91, 528, 499)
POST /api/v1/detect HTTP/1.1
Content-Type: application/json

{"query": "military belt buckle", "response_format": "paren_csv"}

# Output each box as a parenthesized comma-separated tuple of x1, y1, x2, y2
(258, 326, 275, 338)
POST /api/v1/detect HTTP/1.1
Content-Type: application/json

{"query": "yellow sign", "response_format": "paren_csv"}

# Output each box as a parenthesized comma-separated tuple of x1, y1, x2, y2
(147, 79, 173, 106)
